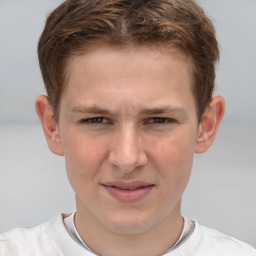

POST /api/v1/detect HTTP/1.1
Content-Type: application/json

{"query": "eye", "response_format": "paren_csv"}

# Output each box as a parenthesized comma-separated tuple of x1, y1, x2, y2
(148, 117, 175, 124)
(80, 117, 109, 124)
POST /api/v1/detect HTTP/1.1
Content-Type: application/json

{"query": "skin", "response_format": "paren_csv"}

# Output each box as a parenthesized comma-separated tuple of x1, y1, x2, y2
(36, 45, 225, 256)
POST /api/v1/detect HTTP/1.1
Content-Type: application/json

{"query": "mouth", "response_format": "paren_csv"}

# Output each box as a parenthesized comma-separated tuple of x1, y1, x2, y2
(101, 181, 155, 202)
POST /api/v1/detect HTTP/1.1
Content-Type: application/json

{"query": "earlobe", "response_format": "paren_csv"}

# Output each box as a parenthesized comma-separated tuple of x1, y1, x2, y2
(195, 96, 225, 153)
(35, 95, 64, 156)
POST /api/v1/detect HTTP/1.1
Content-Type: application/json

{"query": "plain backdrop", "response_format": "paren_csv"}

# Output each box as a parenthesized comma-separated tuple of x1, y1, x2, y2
(0, 0, 255, 247)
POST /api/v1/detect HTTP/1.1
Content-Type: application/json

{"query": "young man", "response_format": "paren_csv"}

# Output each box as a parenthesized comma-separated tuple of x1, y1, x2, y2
(0, 0, 255, 255)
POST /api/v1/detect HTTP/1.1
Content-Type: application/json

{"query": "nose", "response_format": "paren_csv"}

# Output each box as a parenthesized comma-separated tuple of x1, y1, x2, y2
(108, 125, 148, 173)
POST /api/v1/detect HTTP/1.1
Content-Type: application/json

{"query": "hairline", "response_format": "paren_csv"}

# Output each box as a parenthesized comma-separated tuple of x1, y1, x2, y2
(53, 42, 200, 123)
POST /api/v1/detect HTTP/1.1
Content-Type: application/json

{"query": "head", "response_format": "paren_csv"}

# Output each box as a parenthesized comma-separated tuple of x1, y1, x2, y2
(38, 0, 219, 122)
(36, 0, 225, 250)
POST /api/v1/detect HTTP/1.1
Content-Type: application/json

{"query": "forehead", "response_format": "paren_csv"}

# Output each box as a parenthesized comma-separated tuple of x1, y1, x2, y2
(61, 44, 196, 116)
(65, 44, 193, 87)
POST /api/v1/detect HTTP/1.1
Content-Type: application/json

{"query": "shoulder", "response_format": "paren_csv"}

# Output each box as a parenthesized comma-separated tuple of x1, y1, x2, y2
(171, 220, 256, 256)
(192, 221, 256, 256)
(0, 214, 65, 256)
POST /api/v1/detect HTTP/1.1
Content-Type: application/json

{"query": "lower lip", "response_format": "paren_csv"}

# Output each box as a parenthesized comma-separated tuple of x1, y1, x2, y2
(102, 185, 154, 202)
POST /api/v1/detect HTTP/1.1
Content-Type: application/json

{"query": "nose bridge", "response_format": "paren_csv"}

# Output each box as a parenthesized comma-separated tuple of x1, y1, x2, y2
(108, 123, 147, 172)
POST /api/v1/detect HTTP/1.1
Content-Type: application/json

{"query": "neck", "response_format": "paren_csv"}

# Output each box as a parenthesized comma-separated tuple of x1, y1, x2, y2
(75, 198, 184, 256)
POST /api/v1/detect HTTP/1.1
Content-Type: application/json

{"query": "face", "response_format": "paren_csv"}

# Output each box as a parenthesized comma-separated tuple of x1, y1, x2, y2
(57, 45, 200, 235)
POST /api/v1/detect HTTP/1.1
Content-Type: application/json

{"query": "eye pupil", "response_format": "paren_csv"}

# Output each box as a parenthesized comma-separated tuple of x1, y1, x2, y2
(93, 117, 103, 123)
(85, 117, 104, 123)
(153, 118, 166, 123)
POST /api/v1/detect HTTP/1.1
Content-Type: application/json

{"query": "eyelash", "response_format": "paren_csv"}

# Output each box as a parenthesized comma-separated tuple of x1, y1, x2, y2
(147, 117, 174, 124)
(80, 117, 109, 124)
(80, 117, 175, 125)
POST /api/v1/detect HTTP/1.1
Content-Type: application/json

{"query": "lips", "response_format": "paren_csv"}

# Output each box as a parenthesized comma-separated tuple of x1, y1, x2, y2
(101, 181, 154, 202)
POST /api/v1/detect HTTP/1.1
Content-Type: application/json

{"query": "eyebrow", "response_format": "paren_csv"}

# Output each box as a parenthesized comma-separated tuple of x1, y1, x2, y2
(139, 107, 187, 116)
(71, 105, 188, 118)
(71, 106, 115, 116)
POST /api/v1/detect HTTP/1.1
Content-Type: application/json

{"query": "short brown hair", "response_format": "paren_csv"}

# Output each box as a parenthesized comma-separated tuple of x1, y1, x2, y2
(38, 0, 219, 120)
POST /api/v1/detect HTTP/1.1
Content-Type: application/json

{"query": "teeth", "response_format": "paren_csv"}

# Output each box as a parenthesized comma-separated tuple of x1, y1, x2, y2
(128, 187, 140, 190)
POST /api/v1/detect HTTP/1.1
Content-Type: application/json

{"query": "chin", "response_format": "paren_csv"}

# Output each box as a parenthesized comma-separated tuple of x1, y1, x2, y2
(104, 211, 154, 235)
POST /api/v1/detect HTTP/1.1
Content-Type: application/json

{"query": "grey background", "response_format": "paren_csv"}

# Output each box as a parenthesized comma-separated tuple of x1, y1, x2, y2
(0, 0, 255, 248)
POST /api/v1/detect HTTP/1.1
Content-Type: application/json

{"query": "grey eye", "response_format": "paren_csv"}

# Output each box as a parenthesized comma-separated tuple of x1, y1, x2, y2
(152, 117, 167, 123)
(82, 117, 106, 123)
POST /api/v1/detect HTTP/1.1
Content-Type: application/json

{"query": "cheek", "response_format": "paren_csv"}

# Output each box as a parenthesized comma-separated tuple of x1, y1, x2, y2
(61, 130, 108, 190)
(149, 128, 196, 186)
(151, 128, 196, 164)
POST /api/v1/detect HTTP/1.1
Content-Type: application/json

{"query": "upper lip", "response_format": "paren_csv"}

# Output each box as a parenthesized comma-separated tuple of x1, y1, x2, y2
(101, 181, 154, 190)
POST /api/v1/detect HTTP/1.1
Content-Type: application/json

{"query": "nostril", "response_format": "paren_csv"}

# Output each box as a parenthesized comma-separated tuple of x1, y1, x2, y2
(108, 152, 148, 173)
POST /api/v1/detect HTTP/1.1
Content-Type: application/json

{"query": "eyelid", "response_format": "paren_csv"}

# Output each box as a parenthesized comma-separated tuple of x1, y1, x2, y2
(80, 117, 110, 124)
(79, 116, 176, 125)
(146, 117, 176, 124)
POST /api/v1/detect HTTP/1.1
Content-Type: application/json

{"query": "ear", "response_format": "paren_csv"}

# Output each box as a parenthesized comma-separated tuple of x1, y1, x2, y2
(195, 96, 225, 153)
(35, 95, 64, 156)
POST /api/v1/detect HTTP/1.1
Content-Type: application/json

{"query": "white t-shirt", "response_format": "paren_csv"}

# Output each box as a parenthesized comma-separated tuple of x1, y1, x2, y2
(0, 213, 255, 256)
